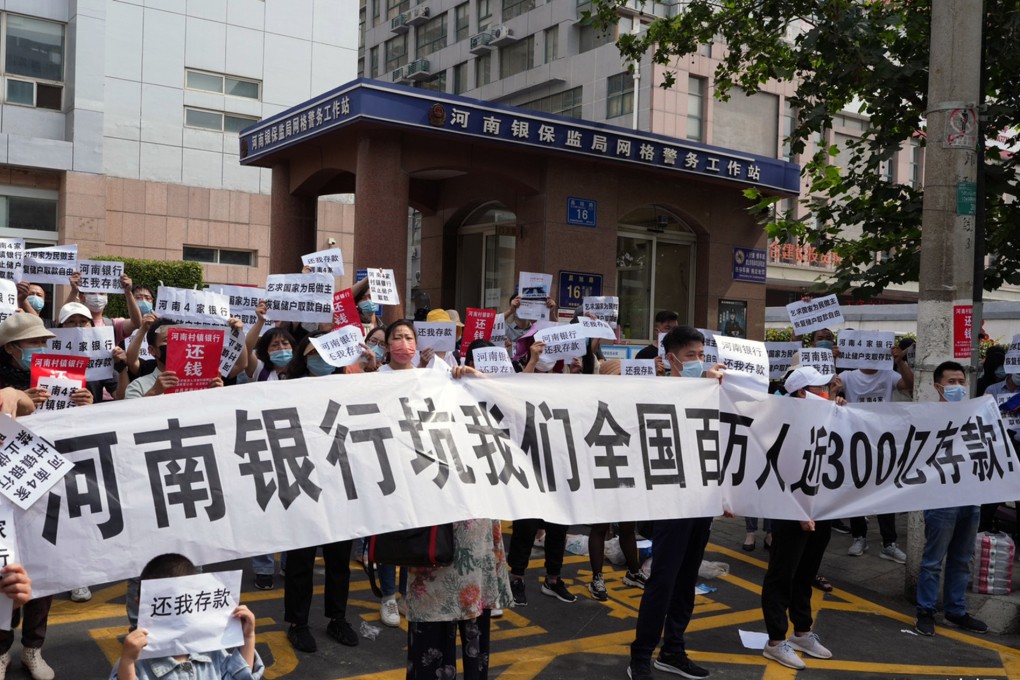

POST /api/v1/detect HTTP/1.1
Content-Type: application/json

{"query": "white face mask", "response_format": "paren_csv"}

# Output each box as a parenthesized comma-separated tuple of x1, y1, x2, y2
(84, 294, 108, 312)
(536, 355, 556, 372)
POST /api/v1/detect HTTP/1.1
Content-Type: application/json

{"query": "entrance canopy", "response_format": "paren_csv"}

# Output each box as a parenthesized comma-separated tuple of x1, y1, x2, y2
(238, 78, 800, 195)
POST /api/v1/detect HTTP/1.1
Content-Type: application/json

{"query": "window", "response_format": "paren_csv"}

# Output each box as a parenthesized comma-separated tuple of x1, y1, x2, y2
(372, 0, 381, 24)
(578, 23, 612, 53)
(476, 52, 492, 87)
(499, 36, 533, 79)
(0, 193, 57, 237)
(909, 142, 923, 188)
(185, 69, 261, 100)
(502, 0, 535, 21)
(385, 34, 408, 73)
(686, 76, 705, 142)
(413, 70, 446, 92)
(369, 46, 379, 78)
(478, 0, 493, 32)
(4, 14, 64, 111)
(606, 73, 633, 118)
(544, 26, 558, 63)
(183, 246, 255, 266)
(184, 107, 258, 133)
(388, 0, 410, 20)
(521, 87, 582, 118)
(416, 13, 447, 58)
(455, 3, 470, 41)
(781, 98, 796, 160)
(453, 62, 468, 94)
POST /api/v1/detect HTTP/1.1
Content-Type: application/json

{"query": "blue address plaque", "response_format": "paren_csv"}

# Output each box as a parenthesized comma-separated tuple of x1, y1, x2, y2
(558, 270, 603, 310)
(567, 197, 597, 227)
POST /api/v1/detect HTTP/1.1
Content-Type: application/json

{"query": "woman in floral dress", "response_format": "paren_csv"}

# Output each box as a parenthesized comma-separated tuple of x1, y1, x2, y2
(405, 519, 513, 679)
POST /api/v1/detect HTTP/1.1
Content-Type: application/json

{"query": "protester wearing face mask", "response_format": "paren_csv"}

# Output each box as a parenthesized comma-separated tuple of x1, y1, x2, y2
(0, 313, 92, 409)
(362, 326, 386, 369)
(66, 271, 144, 345)
(16, 283, 46, 318)
(131, 285, 154, 317)
(913, 361, 988, 637)
(629, 326, 723, 680)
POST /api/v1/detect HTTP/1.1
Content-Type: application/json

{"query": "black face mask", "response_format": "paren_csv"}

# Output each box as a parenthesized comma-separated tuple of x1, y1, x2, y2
(158, 346, 168, 364)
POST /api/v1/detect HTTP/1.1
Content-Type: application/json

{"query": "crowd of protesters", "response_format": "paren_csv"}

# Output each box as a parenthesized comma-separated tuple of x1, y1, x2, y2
(0, 269, 1014, 680)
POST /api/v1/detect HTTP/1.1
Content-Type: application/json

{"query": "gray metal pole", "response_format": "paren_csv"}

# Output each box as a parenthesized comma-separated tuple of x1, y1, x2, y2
(906, 0, 984, 599)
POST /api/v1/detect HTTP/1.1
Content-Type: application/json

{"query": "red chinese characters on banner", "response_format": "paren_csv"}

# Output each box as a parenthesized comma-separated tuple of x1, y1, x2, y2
(460, 308, 497, 357)
(954, 305, 973, 359)
(332, 288, 362, 334)
(165, 327, 225, 393)
(30, 354, 88, 388)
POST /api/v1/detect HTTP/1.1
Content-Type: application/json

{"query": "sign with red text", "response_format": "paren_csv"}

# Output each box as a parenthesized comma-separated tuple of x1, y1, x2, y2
(30, 354, 88, 389)
(460, 308, 496, 356)
(954, 305, 973, 359)
(164, 328, 224, 393)
(332, 288, 361, 332)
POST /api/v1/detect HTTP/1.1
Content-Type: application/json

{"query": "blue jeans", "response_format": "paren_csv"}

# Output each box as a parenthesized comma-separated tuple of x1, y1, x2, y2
(916, 506, 979, 617)
(379, 564, 408, 598)
(252, 553, 275, 576)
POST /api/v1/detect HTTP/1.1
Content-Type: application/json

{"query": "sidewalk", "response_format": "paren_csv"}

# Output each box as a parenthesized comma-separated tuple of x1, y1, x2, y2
(713, 514, 1020, 634)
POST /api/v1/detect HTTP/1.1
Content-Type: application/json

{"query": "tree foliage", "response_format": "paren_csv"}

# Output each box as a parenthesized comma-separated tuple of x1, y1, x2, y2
(587, 0, 1020, 298)
(91, 256, 204, 319)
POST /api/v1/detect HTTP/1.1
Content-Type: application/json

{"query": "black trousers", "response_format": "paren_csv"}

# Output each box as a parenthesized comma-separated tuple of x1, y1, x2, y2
(0, 596, 52, 652)
(406, 611, 491, 680)
(507, 519, 567, 577)
(630, 518, 712, 662)
(850, 514, 896, 545)
(284, 540, 353, 626)
(761, 519, 831, 640)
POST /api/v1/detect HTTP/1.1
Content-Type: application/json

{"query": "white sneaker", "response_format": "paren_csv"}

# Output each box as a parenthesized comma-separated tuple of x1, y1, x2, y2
(0, 651, 9, 680)
(380, 597, 400, 627)
(847, 537, 868, 556)
(789, 632, 832, 659)
(70, 586, 92, 602)
(20, 647, 54, 680)
(491, 608, 503, 618)
(763, 640, 806, 670)
(880, 543, 907, 564)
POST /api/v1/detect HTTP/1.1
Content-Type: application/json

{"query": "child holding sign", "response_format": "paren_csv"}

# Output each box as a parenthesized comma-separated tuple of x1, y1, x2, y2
(112, 554, 263, 680)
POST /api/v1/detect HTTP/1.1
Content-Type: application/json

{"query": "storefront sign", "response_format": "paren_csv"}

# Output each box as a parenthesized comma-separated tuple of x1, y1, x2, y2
(558, 271, 602, 311)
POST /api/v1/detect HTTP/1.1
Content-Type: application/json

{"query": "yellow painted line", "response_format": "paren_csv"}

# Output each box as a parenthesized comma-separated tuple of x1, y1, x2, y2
(705, 542, 771, 570)
(492, 625, 548, 642)
(88, 625, 127, 666)
(496, 657, 555, 678)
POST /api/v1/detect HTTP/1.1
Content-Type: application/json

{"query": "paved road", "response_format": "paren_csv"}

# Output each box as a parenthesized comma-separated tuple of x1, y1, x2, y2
(30, 518, 1020, 679)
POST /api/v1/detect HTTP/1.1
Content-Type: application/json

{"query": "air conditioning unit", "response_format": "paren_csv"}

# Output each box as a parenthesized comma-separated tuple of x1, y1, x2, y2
(406, 5, 431, 26)
(390, 14, 409, 32)
(404, 59, 431, 80)
(469, 31, 493, 54)
(489, 25, 516, 46)
(391, 66, 410, 83)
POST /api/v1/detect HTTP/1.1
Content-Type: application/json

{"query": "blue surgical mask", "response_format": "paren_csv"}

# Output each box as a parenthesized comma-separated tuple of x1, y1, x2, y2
(26, 295, 44, 312)
(17, 346, 43, 372)
(372, 344, 385, 361)
(358, 300, 376, 315)
(306, 355, 334, 376)
(942, 385, 967, 402)
(137, 300, 153, 316)
(995, 366, 1006, 380)
(681, 360, 704, 378)
(815, 340, 834, 351)
(269, 349, 293, 367)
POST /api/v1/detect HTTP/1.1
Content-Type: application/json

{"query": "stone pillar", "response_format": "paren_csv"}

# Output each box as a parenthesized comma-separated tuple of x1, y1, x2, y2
(354, 135, 409, 324)
(269, 163, 317, 274)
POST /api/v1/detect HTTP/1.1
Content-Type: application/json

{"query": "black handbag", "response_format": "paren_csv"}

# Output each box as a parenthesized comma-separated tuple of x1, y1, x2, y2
(362, 524, 456, 597)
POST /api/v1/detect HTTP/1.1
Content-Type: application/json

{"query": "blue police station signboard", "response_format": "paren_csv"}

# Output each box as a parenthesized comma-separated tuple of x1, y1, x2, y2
(355, 268, 368, 282)
(559, 271, 602, 310)
(732, 247, 767, 283)
(239, 80, 801, 196)
(567, 197, 597, 227)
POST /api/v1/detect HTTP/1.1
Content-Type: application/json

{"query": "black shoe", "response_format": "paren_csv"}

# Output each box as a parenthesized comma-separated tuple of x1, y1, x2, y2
(327, 618, 360, 646)
(945, 612, 988, 634)
(914, 612, 935, 637)
(627, 660, 653, 680)
(831, 520, 851, 534)
(287, 624, 317, 652)
(541, 577, 577, 603)
(511, 578, 527, 606)
(654, 651, 710, 678)
(253, 574, 274, 590)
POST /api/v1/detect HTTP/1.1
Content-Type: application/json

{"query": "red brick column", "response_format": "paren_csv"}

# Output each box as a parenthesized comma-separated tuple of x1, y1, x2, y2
(269, 163, 317, 274)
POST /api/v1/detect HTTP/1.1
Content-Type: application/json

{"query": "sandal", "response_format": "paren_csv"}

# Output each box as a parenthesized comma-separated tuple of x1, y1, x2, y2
(813, 576, 833, 592)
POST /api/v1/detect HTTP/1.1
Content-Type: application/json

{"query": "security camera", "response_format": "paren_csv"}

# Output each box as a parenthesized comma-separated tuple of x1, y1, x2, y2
(327, 238, 337, 247)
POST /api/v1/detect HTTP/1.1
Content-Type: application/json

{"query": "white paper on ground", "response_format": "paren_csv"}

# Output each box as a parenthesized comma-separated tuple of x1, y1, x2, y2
(738, 629, 770, 650)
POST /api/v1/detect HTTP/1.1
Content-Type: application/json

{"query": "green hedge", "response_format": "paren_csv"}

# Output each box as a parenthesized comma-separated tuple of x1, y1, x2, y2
(89, 256, 204, 319)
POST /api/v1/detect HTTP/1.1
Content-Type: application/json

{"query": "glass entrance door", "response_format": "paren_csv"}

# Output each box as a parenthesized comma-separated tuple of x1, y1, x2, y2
(456, 229, 516, 311)
(616, 233, 694, 341)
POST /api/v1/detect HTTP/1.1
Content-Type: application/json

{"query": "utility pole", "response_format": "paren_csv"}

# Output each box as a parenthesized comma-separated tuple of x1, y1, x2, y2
(906, 0, 984, 598)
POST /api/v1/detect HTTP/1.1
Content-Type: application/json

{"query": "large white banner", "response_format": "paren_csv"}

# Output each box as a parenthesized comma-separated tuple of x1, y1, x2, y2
(12, 373, 1020, 597)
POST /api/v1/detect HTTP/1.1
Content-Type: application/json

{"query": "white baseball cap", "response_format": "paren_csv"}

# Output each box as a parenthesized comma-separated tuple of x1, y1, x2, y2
(784, 366, 831, 394)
